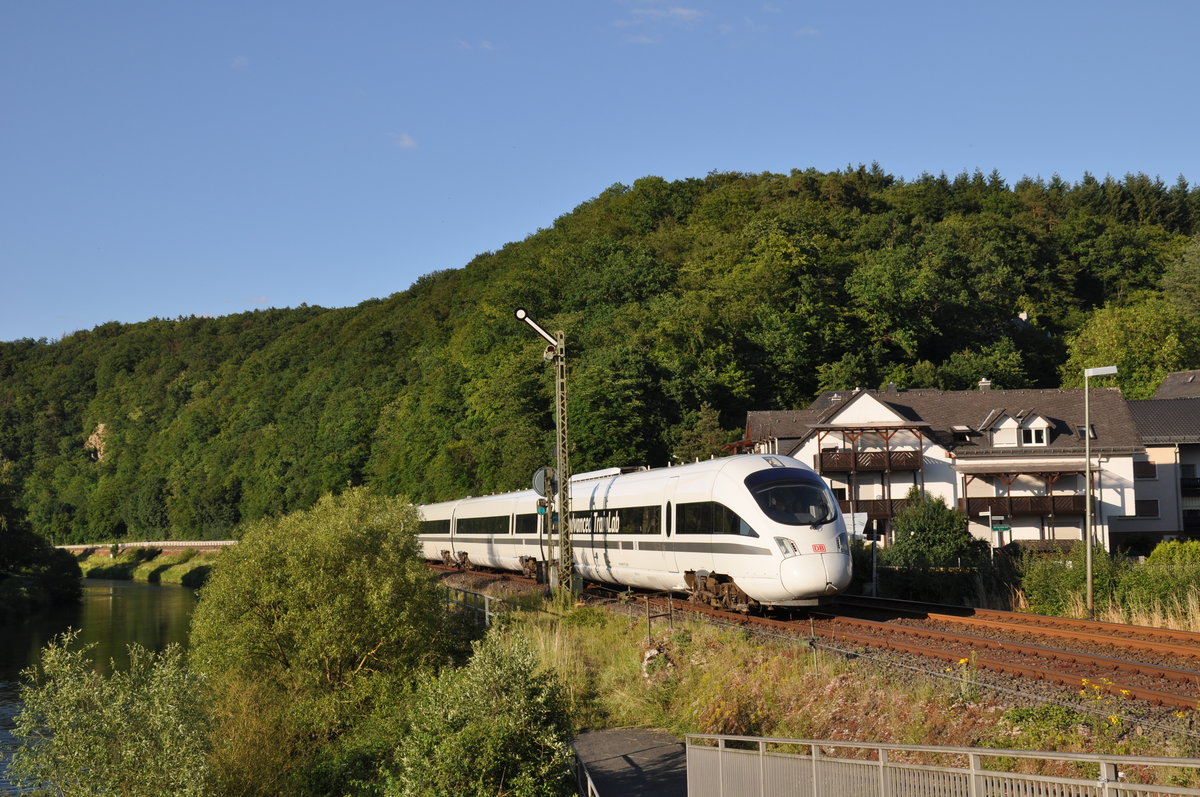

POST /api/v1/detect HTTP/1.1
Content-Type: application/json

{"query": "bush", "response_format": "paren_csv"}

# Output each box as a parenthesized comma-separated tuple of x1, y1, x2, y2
(880, 487, 987, 571)
(189, 487, 462, 793)
(386, 631, 575, 797)
(7, 632, 211, 796)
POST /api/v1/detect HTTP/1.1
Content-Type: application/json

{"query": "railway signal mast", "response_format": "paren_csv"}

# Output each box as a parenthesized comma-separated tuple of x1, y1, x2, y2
(515, 308, 573, 592)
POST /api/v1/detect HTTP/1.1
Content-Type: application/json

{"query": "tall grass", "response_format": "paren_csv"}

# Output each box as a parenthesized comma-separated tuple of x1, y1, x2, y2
(493, 597, 1199, 771)
(1019, 540, 1200, 631)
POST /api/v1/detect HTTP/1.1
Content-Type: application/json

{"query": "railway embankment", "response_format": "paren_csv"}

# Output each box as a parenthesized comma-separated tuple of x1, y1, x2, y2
(73, 545, 222, 587)
(442, 571, 1200, 787)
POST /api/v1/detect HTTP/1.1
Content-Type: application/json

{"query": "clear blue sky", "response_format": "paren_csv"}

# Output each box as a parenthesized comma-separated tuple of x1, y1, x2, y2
(3, 1, 1198, 342)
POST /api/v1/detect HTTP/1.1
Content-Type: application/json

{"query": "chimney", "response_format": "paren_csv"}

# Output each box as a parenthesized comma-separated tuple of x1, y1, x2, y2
(885, 381, 899, 394)
(978, 378, 992, 391)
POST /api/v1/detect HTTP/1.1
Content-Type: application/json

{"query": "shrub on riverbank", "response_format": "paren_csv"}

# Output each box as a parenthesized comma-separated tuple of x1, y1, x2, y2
(0, 525, 81, 621)
(7, 632, 211, 796)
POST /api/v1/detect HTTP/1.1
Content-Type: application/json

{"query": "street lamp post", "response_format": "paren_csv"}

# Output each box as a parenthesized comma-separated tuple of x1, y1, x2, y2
(515, 309, 573, 593)
(1084, 364, 1118, 619)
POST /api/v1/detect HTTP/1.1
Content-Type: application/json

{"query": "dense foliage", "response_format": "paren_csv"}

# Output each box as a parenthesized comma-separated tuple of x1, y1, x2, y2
(387, 633, 575, 797)
(2, 167, 1200, 542)
(1020, 539, 1200, 618)
(189, 488, 465, 794)
(8, 635, 211, 796)
(10, 489, 576, 795)
(880, 486, 988, 570)
(0, 459, 81, 617)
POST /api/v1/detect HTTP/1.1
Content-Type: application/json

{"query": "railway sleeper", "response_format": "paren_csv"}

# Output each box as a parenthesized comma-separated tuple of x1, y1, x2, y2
(685, 570, 758, 613)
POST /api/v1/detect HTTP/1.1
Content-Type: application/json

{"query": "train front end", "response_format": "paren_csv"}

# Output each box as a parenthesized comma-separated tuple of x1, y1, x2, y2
(736, 458, 852, 605)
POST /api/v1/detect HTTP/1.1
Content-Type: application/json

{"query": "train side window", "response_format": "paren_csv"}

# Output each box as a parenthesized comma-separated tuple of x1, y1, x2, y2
(616, 505, 660, 534)
(678, 502, 757, 536)
(515, 513, 539, 534)
(665, 502, 672, 536)
(676, 502, 710, 534)
(714, 503, 758, 537)
(420, 519, 450, 535)
(456, 515, 509, 535)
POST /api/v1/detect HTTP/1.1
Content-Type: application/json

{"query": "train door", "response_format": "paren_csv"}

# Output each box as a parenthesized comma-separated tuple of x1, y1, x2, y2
(663, 477, 682, 575)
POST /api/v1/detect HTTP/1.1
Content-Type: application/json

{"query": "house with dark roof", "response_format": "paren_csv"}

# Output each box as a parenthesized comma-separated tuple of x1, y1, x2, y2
(743, 380, 1145, 552)
(1153, 370, 1200, 399)
(1122, 395, 1200, 545)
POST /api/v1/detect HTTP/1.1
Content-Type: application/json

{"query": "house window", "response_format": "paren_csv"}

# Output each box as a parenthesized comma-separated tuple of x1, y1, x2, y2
(1134, 499, 1159, 518)
(994, 427, 1018, 447)
(1133, 460, 1158, 480)
(1021, 428, 1046, 446)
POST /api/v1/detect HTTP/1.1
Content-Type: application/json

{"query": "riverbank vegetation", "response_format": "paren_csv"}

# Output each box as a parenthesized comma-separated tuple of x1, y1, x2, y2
(10, 487, 1200, 793)
(77, 546, 218, 587)
(2, 168, 1199, 545)
(7, 489, 578, 797)
(0, 461, 81, 619)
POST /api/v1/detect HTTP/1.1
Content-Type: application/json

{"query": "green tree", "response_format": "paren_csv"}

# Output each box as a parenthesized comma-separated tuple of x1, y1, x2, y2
(672, 402, 735, 462)
(189, 487, 460, 793)
(881, 486, 985, 569)
(387, 632, 575, 797)
(1162, 234, 1200, 321)
(8, 634, 211, 797)
(1060, 295, 1200, 398)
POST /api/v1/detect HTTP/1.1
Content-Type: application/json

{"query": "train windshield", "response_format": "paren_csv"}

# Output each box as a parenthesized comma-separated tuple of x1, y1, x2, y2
(745, 468, 838, 527)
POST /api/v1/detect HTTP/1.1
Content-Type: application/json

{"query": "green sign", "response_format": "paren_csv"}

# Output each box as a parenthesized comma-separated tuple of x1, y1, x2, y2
(992, 525, 1011, 532)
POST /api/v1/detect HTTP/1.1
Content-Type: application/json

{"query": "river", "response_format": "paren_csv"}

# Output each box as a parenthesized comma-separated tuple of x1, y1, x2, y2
(0, 579, 198, 793)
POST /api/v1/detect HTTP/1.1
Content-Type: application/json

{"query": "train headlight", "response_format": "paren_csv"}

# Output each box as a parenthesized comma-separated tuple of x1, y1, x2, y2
(774, 536, 799, 559)
(836, 532, 848, 553)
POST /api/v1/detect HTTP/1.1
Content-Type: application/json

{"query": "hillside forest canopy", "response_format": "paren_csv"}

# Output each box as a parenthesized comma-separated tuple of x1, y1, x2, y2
(3, 166, 1200, 544)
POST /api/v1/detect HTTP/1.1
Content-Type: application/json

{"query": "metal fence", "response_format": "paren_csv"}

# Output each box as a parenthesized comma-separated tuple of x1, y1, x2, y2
(441, 586, 504, 627)
(687, 735, 1200, 797)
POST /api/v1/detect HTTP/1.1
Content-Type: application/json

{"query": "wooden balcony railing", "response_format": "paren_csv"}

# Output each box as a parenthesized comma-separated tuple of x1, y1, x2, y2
(960, 495, 1087, 518)
(818, 450, 921, 473)
(837, 499, 914, 520)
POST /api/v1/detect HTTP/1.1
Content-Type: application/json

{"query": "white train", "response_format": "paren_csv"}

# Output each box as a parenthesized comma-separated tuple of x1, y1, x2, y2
(418, 454, 852, 609)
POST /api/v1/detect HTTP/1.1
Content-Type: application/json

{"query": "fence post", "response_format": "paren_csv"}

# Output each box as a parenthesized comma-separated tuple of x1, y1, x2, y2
(810, 743, 821, 797)
(968, 753, 981, 797)
(878, 748, 889, 797)
(1099, 759, 1118, 796)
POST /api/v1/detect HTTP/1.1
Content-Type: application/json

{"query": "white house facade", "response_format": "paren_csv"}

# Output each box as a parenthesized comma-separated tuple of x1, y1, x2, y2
(741, 381, 1145, 553)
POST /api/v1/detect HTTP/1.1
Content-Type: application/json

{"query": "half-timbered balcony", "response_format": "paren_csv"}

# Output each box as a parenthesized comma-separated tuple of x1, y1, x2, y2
(818, 450, 921, 473)
(960, 495, 1087, 518)
(837, 498, 914, 520)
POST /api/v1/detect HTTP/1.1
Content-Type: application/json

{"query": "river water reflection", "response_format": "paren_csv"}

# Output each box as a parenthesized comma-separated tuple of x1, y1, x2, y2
(0, 579, 198, 793)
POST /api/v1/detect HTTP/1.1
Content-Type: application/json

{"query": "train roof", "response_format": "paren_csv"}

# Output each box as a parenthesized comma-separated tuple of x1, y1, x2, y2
(419, 454, 812, 511)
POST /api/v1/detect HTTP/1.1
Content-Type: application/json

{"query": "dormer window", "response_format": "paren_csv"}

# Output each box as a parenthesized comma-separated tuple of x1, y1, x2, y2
(993, 416, 1019, 447)
(1020, 414, 1050, 447)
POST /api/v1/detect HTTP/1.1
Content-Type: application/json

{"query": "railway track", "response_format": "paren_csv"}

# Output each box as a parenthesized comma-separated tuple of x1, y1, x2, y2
(809, 596, 1200, 710)
(428, 564, 1200, 711)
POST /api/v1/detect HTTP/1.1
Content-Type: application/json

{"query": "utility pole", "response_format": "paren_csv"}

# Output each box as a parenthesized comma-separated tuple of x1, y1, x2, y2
(1083, 364, 1117, 620)
(515, 309, 573, 592)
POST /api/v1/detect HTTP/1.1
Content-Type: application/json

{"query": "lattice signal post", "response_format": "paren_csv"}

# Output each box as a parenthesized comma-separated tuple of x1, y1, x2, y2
(515, 309, 573, 592)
